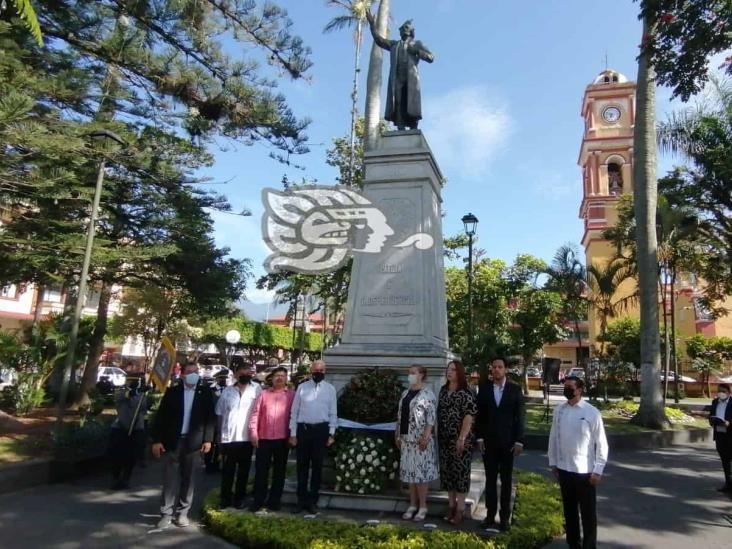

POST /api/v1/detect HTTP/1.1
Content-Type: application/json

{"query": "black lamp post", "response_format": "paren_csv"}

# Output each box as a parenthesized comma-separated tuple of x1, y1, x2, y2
(461, 213, 479, 369)
(57, 130, 126, 424)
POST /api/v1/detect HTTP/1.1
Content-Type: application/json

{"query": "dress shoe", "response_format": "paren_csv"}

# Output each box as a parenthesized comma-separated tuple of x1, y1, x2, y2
(174, 516, 191, 528)
(233, 500, 245, 510)
(220, 499, 232, 509)
(717, 484, 731, 493)
(291, 504, 305, 514)
(266, 502, 281, 511)
(499, 521, 510, 532)
(249, 504, 262, 513)
(481, 518, 498, 529)
(305, 503, 318, 515)
(156, 516, 173, 530)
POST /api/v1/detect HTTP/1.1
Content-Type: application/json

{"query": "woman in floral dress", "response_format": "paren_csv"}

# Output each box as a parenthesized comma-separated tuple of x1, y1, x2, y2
(437, 360, 477, 525)
(395, 364, 438, 522)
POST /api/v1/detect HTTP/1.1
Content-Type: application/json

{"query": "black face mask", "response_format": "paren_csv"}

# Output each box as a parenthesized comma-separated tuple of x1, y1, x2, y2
(238, 374, 252, 385)
(312, 372, 325, 383)
(563, 387, 576, 400)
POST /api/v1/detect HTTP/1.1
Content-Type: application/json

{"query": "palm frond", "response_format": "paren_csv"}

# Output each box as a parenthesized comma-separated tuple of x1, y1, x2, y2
(324, 14, 357, 33)
(10, 0, 43, 46)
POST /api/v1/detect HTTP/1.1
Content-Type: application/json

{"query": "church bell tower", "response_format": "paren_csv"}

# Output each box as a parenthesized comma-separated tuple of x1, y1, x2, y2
(578, 69, 637, 345)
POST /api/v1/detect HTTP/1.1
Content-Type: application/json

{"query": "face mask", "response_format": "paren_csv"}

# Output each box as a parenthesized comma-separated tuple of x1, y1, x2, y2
(217, 379, 227, 387)
(238, 374, 252, 385)
(408, 374, 420, 386)
(563, 386, 576, 400)
(312, 372, 325, 383)
(184, 372, 199, 386)
(719, 393, 729, 401)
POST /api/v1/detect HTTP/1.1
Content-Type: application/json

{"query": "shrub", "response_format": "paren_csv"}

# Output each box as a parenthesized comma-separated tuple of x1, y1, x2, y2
(203, 469, 563, 548)
(334, 433, 399, 494)
(0, 372, 46, 416)
(51, 417, 111, 456)
(338, 368, 404, 424)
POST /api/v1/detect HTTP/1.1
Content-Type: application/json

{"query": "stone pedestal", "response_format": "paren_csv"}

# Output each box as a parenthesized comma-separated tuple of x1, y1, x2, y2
(325, 131, 456, 391)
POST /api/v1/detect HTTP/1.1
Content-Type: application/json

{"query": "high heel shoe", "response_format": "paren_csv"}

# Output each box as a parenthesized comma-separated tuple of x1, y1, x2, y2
(413, 507, 428, 522)
(450, 508, 465, 526)
(402, 506, 417, 520)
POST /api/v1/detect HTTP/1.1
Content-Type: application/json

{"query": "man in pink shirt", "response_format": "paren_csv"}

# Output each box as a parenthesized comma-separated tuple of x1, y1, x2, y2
(248, 366, 295, 512)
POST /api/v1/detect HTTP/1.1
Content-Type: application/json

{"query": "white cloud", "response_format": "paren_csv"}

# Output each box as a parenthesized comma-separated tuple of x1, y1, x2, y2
(422, 86, 512, 177)
(531, 171, 577, 201)
(243, 286, 277, 305)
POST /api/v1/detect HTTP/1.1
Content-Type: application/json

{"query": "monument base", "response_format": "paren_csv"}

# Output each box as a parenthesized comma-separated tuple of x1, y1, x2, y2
(323, 129, 455, 394)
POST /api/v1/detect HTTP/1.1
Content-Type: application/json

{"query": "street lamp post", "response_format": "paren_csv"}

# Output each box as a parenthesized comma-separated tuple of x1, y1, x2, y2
(56, 130, 126, 424)
(461, 213, 479, 370)
(225, 329, 241, 370)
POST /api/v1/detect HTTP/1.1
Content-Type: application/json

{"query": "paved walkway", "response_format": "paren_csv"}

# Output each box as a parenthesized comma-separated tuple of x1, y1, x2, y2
(0, 462, 233, 548)
(0, 442, 730, 548)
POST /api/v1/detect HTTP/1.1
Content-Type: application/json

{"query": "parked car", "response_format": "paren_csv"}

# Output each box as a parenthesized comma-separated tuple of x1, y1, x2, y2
(660, 372, 696, 383)
(97, 366, 127, 387)
(0, 367, 17, 389)
(526, 367, 541, 378)
(565, 367, 585, 379)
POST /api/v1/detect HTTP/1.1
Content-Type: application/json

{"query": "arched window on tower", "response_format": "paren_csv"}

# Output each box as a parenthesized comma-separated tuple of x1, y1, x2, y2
(608, 163, 623, 195)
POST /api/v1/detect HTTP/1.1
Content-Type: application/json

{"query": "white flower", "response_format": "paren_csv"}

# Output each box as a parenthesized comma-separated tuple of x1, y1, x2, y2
(345, 471, 350, 477)
(358, 488, 364, 494)
(350, 464, 355, 470)
(349, 449, 354, 455)
(356, 454, 363, 463)
(336, 475, 342, 481)
(364, 479, 370, 485)
(393, 461, 398, 469)
(360, 468, 366, 476)
(388, 473, 395, 479)
(365, 455, 373, 463)
(345, 485, 351, 491)
(370, 442, 375, 448)
(373, 459, 380, 467)
(377, 439, 383, 444)
(380, 466, 386, 472)
(371, 450, 377, 456)
(351, 438, 357, 443)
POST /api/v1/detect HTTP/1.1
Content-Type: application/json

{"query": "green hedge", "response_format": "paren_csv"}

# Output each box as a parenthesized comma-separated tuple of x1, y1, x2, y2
(202, 470, 563, 548)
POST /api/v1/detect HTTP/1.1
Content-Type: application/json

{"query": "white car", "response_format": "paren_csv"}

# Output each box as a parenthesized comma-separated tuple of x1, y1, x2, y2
(659, 373, 696, 383)
(0, 368, 17, 389)
(97, 366, 127, 387)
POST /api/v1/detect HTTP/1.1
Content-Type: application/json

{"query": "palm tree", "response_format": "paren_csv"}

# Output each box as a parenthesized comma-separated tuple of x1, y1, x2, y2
(544, 244, 588, 368)
(363, 0, 389, 150)
(586, 261, 635, 357)
(632, 12, 667, 429)
(324, 1, 373, 185)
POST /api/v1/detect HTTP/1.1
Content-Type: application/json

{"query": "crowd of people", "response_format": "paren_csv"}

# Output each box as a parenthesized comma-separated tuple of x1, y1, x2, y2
(107, 356, 620, 547)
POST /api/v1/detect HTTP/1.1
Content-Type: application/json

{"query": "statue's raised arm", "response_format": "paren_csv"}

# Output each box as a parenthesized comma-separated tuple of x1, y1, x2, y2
(365, 10, 393, 51)
(365, 12, 434, 131)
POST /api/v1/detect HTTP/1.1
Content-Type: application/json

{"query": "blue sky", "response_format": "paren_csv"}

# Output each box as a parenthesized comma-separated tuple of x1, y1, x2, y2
(201, 0, 690, 312)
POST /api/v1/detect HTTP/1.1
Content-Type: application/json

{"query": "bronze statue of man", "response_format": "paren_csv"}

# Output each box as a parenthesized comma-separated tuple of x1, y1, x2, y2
(366, 12, 434, 131)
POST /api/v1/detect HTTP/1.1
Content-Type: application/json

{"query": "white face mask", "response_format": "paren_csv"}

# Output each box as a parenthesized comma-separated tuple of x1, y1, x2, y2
(407, 373, 420, 386)
(185, 372, 200, 386)
(719, 393, 729, 401)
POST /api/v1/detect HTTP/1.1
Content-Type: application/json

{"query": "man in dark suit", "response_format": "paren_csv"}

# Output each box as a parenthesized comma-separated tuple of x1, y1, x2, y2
(475, 357, 525, 531)
(710, 383, 732, 495)
(151, 360, 215, 529)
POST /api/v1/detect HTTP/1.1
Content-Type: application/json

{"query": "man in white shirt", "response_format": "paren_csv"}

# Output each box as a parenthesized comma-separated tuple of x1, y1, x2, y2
(215, 363, 261, 508)
(289, 360, 337, 514)
(548, 375, 608, 549)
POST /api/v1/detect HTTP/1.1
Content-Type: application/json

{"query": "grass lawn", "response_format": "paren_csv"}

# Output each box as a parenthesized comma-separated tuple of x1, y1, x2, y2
(0, 434, 52, 465)
(525, 403, 709, 434)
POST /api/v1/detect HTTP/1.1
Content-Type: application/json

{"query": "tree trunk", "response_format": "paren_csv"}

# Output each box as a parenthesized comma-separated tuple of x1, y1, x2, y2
(522, 354, 530, 396)
(348, 18, 364, 186)
(661, 272, 669, 402)
(631, 15, 668, 429)
(364, 0, 389, 151)
(31, 283, 45, 337)
(75, 280, 113, 405)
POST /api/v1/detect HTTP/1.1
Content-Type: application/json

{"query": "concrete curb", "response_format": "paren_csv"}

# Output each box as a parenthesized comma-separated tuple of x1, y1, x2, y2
(524, 426, 712, 451)
(0, 452, 107, 495)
